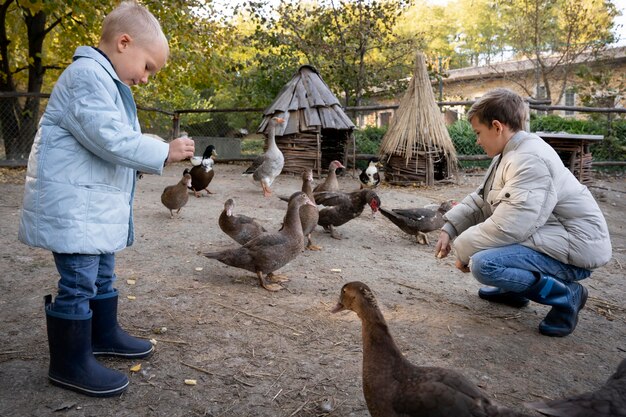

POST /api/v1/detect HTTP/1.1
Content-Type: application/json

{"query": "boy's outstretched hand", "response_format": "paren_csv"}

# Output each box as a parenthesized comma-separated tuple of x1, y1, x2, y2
(166, 136, 195, 164)
(434, 230, 451, 259)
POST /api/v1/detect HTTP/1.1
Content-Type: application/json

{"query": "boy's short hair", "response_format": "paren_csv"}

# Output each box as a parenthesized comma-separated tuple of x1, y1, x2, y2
(467, 88, 526, 131)
(101, 1, 168, 53)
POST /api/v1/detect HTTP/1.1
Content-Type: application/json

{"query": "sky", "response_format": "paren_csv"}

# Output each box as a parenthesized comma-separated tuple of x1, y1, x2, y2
(613, 0, 626, 45)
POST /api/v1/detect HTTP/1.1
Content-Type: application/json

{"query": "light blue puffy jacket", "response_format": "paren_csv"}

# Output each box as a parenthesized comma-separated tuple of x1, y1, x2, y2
(18, 46, 169, 254)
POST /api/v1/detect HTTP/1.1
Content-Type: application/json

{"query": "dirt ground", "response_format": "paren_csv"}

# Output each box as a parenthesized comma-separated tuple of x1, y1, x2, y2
(0, 162, 624, 417)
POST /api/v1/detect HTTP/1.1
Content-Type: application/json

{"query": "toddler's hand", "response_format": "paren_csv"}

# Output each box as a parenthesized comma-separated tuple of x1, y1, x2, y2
(166, 136, 195, 164)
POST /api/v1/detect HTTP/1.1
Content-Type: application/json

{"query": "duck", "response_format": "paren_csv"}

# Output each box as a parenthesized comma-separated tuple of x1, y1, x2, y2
(242, 117, 285, 197)
(331, 281, 532, 417)
(313, 160, 345, 193)
(526, 357, 626, 417)
(379, 200, 456, 245)
(218, 198, 267, 246)
(160, 169, 192, 218)
(315, 189, 381, 239)
(280, 169, 321, 251)
(189, 145, 217, 197)
(359, 158, 383, 189)
(202, 192, 315, 291)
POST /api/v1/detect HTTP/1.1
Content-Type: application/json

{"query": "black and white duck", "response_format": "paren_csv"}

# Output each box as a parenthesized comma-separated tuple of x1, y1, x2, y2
(189, 145, 217, 197)
(359, 158, 383, 189)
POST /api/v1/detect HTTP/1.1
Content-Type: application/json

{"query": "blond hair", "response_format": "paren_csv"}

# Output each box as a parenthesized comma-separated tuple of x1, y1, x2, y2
(100, 1, 169, 54)
(467, 88, 526, 132)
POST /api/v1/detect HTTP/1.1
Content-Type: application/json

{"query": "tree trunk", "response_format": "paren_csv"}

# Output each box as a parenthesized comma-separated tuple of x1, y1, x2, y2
(2, 7, 46, 159)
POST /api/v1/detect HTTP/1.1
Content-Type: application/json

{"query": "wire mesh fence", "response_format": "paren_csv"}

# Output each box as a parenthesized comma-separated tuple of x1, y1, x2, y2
(0, 93, 49, 163)
(2, 93, 624, 172)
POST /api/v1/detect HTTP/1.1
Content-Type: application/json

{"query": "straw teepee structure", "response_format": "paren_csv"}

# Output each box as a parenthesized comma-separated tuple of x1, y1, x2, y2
(379, 52, 458, 186)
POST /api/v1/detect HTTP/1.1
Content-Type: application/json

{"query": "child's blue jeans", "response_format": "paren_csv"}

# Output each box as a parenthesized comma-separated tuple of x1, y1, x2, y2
(469, 244, 591, 293)
(52, 252, 117, 315)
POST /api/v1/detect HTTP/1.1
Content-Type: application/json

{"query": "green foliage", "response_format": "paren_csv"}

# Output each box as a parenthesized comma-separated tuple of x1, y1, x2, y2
(353, 125, 386, 170)
(241, 138, 264, 155)
(447, 120, 482, 155)
(354, 125, 387, 154)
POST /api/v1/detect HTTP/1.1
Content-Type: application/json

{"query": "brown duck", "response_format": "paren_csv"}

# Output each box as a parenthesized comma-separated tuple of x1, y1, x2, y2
(189, 145, 217, 197)
(379, 200, 456, 245)
(526, 357, 626, 417)
(315, 189, 380, 239)
(202, 192, 315, 291)
(218, 198, 267, 246)
(280, 169, 321, 250)
(313, 160, 345, 193)
(160, 169, 192, 218)
(332, 281, 532, 417)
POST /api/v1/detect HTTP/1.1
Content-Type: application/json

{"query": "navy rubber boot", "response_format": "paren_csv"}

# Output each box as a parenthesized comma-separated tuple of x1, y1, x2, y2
(523, 275, 588, 337)
(90, 290, 154, 358)
(478, 286, 530, 308)
(45, 295, 129, 397)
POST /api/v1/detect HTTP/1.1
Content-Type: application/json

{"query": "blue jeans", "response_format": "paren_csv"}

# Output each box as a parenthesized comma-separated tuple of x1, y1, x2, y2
(52, 253, 117, 315)
(469, 244, 591, 293)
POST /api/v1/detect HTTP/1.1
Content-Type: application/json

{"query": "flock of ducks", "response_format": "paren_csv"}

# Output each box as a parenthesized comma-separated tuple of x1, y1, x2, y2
(157, 116, 624, 416)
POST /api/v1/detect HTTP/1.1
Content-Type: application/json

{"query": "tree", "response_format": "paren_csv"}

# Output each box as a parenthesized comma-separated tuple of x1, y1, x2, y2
(242, 0, 417, 107)
(0, 0, 97, 159)
(501, 0, 618, 103)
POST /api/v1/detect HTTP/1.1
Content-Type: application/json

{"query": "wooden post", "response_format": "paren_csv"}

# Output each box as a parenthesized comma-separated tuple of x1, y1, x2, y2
(316, 131, 321, 179)
(172, 111, 180, 139)
(524, 102, 531, 132)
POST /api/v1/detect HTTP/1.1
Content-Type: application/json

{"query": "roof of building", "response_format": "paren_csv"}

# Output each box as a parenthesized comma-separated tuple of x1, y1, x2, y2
(445, 46, 626, 83)
(258, 65, 355, 135)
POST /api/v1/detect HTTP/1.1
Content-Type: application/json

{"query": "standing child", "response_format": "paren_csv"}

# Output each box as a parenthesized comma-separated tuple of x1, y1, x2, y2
(18, 1, 195, 396)
(435, 88, 611, 337)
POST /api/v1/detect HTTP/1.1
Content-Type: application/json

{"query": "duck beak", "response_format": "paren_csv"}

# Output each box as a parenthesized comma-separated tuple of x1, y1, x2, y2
(331, 302, 345, 313)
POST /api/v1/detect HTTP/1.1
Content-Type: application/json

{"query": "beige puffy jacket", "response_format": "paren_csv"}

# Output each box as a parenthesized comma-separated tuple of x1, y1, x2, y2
(442, 131, 611, 270)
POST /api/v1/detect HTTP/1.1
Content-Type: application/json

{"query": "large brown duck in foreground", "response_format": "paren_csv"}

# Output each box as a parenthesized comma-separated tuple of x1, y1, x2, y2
(332, 281, 532, 417)
(203, 192, 315, 291)
(218, 198, 267, 245)
(315, 189, 380, 239)
(526, 357, 626, 417)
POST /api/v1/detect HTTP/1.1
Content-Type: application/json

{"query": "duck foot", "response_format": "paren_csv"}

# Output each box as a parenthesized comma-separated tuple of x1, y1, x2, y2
(267, 273, 290, 283)
(326, 225, 343, 240)
(257, 272, 283, 291)
(205, 189, 214, 194)
(416, 232, 429, 245)
(306, 244, 322, 251)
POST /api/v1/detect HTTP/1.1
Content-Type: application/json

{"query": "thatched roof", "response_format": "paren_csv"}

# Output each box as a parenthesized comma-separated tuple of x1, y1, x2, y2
(379, 52, 458, 166)
(258, 65, 355, 136)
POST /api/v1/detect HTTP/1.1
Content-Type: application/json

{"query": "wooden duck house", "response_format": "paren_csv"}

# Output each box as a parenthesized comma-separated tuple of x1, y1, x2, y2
(258, 65, 355, 177)
(379, 52, 458, 186)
